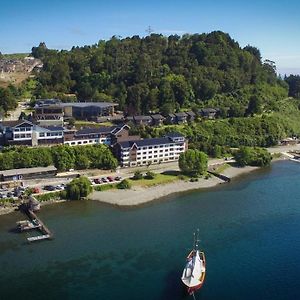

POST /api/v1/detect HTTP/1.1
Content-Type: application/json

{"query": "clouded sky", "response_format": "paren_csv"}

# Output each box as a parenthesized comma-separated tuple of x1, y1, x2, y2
(1, 0, 299, 74)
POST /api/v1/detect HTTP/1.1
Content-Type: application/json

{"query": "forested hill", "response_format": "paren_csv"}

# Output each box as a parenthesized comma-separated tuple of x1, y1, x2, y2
(31, 31, 288, 115)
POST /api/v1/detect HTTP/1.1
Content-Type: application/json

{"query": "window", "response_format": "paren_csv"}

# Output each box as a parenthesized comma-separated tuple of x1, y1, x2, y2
(83, 141, 88, 144)
(39, 133, 45, 137)
(148, 156, 152, 159)
(160, 150, 163, 153)
(47, 133, 51, 137)
(14, 128, 20, 132)
(154, 155, 158, 158)
(78, 141, 82, 145)
(148, 151, 152, 154)
(15, 134, 20, 139)
(21, 134, 26, 138)
(154, 150, 158, 153)
(143, 156, 146, 159)
(26, 134, 31, 138)
(149, 146, 152, 149)
(71, 142, 75, 145)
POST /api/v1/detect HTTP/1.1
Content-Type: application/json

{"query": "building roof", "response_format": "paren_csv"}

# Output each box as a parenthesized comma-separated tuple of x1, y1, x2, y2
(174, 112, 188, 117)
(118, 132, 185, 149)
(0, 120, 33, 128)
(59, 102, 118, 108)
(151, 114, 165, 120)
(165, 132, 185, 138)
(200, 108, 218, 113)
(134, 115, 152, 121)
(42, 126, 64, 132)
(0, 166, 57, 177)
(75, 126, 118, 136)
(186, 111, 196, 117)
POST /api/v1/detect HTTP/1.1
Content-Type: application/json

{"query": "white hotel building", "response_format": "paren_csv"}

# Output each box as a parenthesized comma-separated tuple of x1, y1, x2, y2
(115, 132, 188, 167)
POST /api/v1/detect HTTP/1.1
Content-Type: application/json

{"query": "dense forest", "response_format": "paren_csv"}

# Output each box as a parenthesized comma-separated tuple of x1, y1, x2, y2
(30, 31, 289, 115)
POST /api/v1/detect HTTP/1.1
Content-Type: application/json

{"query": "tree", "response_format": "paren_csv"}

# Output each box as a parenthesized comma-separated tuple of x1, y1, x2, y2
(66, 176, 92, 200)
(179, 149, 208, 176)
(234, 146, 271, 167)
(116, 179, 131, 189)
(246, 95, 262, 116)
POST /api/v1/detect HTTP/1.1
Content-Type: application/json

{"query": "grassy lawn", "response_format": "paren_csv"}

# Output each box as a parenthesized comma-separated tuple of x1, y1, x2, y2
(129, 173, 179, 188)
(214, 163, 230, 174)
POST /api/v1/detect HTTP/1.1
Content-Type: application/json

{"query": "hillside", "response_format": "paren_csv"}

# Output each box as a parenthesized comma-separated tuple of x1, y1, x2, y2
(31, 31, 287, 116)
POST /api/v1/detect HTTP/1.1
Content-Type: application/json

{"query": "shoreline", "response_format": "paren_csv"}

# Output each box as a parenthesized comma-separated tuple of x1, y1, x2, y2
(88, 164, 262, 207)
(0, 157, 289, 215)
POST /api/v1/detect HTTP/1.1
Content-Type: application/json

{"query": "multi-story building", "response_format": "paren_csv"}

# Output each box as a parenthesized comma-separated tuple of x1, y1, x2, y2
(63, 124, 136, 146)
(33, 106, 64, 127)
(114, 132, 187, 167)
(0, 120, 64, 146)
(34, 100, 118, 121)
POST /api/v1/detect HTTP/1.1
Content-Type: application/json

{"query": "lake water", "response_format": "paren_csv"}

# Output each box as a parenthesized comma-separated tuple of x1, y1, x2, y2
(0, 161, 299, 300)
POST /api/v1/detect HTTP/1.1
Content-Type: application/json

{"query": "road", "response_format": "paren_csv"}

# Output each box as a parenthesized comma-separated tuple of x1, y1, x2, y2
(4, 99, 30, 121)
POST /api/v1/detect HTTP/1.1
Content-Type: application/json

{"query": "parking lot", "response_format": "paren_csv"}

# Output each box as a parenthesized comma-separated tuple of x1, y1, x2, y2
(0, 175, 123, 200)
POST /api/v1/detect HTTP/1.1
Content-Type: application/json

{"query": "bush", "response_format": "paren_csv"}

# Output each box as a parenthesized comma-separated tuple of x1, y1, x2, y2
(234, 146, 272, 167)
(94, 184, 115, 191)
(145, 171, 156, 179)
(66, 176, 92, 200)
(133, 171, 143, 180)
(36, 191, 66, 202)
(116, 179, 131, 189)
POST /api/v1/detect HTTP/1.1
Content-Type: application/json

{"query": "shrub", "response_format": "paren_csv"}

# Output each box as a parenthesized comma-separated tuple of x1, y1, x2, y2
(133, 171, 143, 180)
(117, 179, 131, 189)
(94, 184, 115, 191)
(145, 171, 156, 179)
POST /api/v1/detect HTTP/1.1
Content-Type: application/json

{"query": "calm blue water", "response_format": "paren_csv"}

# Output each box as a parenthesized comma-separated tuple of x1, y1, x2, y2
(0, 161, 300, 300)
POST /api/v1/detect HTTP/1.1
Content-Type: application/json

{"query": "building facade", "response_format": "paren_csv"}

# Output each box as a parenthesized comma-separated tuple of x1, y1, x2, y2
(114, 132, 187, 167)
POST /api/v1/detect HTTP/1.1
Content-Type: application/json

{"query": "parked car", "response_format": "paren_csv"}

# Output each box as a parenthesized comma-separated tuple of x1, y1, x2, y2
(101, 177, 109, 183)
(56, 184, 66, 190)
(6, 192, 14, 198)
(94, 178, 101, 184)
(107, 176, 114, 182)
(43, 185, 56, 191)
(32, 187, 40, 194)
(114, 176, 122, 181)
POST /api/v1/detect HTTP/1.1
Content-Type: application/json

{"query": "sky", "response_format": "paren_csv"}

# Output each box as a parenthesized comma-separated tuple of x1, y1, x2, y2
(1, 0, 300, 75)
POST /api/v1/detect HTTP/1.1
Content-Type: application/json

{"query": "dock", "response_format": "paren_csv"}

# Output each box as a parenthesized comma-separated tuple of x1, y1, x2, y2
(17, 201, 53, 243)
(27, 234, 51, 242)
(25, 209, 53, 241)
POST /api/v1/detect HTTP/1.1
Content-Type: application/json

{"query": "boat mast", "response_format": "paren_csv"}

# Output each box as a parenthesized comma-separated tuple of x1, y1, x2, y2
(195, 228, 200, 251)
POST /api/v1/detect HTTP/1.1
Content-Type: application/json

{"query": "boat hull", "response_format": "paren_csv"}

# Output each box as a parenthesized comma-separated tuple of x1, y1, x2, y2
(182, 250, 206, 295)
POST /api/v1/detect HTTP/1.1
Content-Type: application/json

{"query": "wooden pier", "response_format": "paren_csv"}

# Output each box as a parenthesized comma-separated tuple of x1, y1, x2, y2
(17, 202, 53, 243)
(27, 234, 51, 242)
(25, 209, 53, 242)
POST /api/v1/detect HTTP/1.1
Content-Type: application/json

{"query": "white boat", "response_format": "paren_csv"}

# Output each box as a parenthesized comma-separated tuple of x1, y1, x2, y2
(181, 230, 206, 295)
